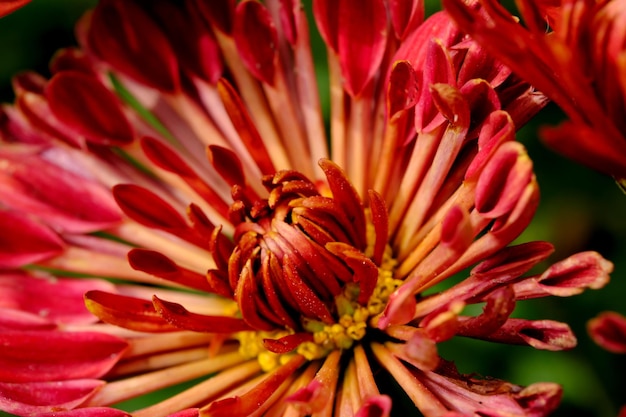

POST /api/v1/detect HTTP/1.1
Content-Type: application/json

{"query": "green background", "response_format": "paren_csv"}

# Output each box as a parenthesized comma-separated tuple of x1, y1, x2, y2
(0, 1, 624, 416)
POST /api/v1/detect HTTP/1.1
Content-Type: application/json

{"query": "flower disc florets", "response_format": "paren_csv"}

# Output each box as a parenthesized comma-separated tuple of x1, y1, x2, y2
(222, 159, 398, 365)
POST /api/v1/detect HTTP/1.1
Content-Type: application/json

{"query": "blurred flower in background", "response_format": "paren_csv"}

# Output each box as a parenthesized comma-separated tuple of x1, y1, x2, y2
(0, 0, 625, 417)
(443, 0, 626, 190)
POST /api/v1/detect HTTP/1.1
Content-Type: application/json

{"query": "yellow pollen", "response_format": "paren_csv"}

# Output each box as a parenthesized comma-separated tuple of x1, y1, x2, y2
(235, 212, 403, 369)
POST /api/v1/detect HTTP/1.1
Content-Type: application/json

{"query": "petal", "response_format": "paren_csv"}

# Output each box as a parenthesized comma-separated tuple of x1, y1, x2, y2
(112, 184, 188, 230)
(128, 249, 216, 292)
(513, 251, 612, 298)
(387, 60, 419, 118)
(0, 380, 105, 417)
(87, 0, 179, 92)
(152, 295, 252, 333)
(0, 149, 122, 233)
(84, 290, 178, 333)
(0, 0, 30, 18)
(0, 272, 116, 325)
(46, 71, 134, 145)
(36, 407, 131, 417)
(201, 355, 306, 416)
(475, 141, 534, 218)
(337, 0, 388, 96)
(0, 330, 127, 382)
(588, 311, 626, 354)
(233, 1, 278, 84)
(0, 210, 64, 268)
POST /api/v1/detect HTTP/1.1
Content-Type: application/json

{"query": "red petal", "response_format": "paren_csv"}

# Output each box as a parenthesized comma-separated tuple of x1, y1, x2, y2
(263, 332, 314, 354)
(113, 184, 187, 230)
(318, 159, 366, 248)
(389, 0, 424, 40)
(153, 295, 252, 333)
(337, 0, 387, 96)
(140, 137, 230, 218)
(0, 210, 64, 268)
(0, 0, 30, 17)
(87, 0, 179, 92)
(128, 249, 215, 292)
(215, 79, 276, 175)
(202, 355, 306, 416)
(283, 254, 334, 324)
(46, 71, 134, 145)
(326, 242, 378, 305)
(233, 1, 278, 84)
(0, 379, 105, 416)
(195, 0, 236, 34)
(588, 311, 626, 354)
(475, 141, 533, 218)
(368, 190, 389, 266)
(0, 272, 115, 325)
(0, 330, 127, 382)
(150, 0, 223, 84)
(387, 60, 419, 118)
(312, 0, 339, 51)
(84, 290, 178, 333)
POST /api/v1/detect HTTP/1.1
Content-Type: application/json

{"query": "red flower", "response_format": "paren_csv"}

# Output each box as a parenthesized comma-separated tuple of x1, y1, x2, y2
(444, 0, 626, 188)
(0, 0, 613, 416)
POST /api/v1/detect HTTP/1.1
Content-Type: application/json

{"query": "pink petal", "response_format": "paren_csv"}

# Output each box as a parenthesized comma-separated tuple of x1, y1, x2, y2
(588, 311, 626, 354)
(337, 0, 388, 96)
(0, 149, 122, 233)
(0, 308, 56, 331)
(0, 272, 115, 325)
(355, 395, 392, 417)
(233, 1, 278, 84)
(0, 379, 104, 417)
(514, 251, 612, 298)
(36, 407, 131, 417)
(46, 71, 134, 146)
(0, 210, 64, 268)
(0, 330, 127, 382)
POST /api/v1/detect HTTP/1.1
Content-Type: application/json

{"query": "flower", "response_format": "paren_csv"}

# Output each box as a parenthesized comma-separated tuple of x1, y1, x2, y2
(0, 0, 614, 416)
(443, 0, 626, 189)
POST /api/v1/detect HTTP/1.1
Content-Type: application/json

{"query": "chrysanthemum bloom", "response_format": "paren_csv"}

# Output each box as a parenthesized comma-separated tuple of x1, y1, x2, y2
(443, 0, 626, 189)
(0, 0, 614, 416)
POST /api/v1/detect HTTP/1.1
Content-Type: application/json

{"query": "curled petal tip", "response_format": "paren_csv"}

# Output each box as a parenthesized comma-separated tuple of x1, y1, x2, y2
(588, 311, 626, 354)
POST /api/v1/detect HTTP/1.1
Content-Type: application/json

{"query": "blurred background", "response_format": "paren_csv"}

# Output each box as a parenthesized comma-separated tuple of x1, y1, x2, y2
(0, 1, 624, 416)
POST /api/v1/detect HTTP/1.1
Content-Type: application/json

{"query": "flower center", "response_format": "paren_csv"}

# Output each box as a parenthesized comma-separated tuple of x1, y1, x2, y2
(225, 160, 397, 367)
